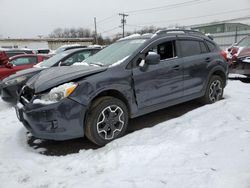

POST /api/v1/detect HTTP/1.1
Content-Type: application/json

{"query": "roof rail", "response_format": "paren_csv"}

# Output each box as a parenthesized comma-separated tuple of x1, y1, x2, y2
(155, 29, 204, 36)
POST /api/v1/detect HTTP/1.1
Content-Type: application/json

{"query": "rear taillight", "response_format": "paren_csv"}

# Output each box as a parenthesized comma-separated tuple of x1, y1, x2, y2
(220, 50, 228, 61)
(231, 47, 238, 55)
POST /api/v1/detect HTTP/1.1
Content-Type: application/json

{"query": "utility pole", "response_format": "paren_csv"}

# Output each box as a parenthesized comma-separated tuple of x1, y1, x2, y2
(94, 17, 98, 44)
(235, 25, 238, 43)
(119, 13, 129, 38)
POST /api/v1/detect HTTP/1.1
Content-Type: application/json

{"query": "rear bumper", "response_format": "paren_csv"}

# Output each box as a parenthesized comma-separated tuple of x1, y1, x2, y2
(15, 98, 86, 140)
(229, 58, 250, 76)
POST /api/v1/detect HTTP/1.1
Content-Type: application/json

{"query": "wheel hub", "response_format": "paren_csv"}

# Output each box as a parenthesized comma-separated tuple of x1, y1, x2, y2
(97, 105, 124, 140)
(209, 80, 222, 102)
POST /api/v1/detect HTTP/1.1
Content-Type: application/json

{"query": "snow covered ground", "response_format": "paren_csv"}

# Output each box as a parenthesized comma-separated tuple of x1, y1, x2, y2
(0, 80, 250, 188)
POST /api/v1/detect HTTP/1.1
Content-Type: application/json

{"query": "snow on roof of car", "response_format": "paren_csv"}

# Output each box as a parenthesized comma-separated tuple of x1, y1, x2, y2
(118, 34, 145, 41)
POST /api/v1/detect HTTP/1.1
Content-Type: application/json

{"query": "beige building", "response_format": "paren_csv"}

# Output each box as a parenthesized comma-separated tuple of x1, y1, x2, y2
(0, 38, 94, 50)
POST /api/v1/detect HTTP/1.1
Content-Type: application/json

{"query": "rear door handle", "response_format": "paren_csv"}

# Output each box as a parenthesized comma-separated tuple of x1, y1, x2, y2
(172, 65, 180, 70)
(205, 57, 211, 62)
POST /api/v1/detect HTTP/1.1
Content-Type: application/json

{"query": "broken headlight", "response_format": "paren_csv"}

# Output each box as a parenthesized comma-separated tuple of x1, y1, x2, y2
(37, 82, 78, 103)
(5, 76, 27, 86)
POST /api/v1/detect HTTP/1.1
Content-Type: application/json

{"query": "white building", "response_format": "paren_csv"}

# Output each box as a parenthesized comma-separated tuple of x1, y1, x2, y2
(0, 38, 94, 50)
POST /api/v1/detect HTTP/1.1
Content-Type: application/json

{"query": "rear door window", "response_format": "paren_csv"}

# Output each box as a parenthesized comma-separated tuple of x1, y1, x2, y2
(179, 40, 202, 57)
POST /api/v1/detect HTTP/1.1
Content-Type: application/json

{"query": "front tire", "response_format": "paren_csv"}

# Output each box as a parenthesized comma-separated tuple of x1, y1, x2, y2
(201, 75, 224, 104)
(85, 96, 129, 146)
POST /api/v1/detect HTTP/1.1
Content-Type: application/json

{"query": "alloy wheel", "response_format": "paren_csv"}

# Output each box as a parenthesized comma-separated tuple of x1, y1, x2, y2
(96, 105, 125, 140)
(209, 80, 222, 102)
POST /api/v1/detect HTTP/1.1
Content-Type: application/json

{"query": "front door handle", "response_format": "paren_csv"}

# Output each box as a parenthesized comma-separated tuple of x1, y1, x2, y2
(172, 65, 180, 71)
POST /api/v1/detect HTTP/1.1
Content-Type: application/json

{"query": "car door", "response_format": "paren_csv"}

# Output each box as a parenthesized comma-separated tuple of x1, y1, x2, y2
(0, 56, 37, 79)
(178, 38, 211, 96)
(132, 39, 184, 110)
(11, 56, 38, 70)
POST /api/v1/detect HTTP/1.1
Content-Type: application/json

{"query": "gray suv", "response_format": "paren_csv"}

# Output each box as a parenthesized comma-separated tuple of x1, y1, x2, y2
(15, 30, 228, 146)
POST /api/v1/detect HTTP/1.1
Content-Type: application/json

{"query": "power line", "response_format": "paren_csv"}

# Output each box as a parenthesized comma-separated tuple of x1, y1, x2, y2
(100, 26, 120, 34)
(87, 0, 210, 28)
(188, 15, 250, 27)
(126, 16, 250, 31)
(124, 0, 210, 15)
(97, 14, 117, 24)
(128, 7, 250, 27)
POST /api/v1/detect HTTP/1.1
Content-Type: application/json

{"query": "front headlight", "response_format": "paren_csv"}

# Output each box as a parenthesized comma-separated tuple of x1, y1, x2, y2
(5, 76, 27, 86)
(38, 82, 78, 103)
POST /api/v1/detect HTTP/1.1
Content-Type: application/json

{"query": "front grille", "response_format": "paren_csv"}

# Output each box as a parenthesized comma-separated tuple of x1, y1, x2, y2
(20, 85, 35, 105)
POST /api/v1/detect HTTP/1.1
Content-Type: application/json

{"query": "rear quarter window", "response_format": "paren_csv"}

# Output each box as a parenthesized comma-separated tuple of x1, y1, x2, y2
(205, 40, 217, 52)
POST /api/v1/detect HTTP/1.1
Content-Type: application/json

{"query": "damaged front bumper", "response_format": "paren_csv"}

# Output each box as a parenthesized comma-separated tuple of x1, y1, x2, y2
(1, 84, 19, 102)
(15, 98, 87, 140)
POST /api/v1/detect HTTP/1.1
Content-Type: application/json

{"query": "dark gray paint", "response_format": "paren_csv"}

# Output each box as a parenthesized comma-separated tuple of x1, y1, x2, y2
(16, 32, 228, 141)
(27, 66, 107, 93)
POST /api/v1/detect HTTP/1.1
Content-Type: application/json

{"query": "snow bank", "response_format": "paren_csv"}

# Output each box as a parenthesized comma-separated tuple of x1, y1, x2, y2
(0, 81, 250, 188)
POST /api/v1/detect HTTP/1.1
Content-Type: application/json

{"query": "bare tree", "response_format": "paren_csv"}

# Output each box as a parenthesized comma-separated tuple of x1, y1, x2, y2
(49, 27, 95, 38)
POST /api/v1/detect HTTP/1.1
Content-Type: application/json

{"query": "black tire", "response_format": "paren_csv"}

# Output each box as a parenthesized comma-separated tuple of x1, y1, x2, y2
(85, 96, 129, 146)
(200, 75, 224, 104)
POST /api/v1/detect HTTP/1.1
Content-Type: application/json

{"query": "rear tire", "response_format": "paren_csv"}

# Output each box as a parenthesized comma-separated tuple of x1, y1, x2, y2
(85, 96, 129, 146)
(200, 75, 224, 104)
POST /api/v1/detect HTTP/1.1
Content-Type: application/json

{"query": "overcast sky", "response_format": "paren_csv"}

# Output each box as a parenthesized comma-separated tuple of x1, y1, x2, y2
(0, 0, 250, 38)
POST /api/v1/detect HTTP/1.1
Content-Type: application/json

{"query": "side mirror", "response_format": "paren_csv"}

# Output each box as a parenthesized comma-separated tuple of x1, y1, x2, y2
(5, 63, 13, 69)
(145, 52, 160, 65)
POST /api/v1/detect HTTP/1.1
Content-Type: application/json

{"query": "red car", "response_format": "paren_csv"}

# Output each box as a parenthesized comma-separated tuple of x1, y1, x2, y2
(226, 35, 250, 77)
(0, 54, 49, 80)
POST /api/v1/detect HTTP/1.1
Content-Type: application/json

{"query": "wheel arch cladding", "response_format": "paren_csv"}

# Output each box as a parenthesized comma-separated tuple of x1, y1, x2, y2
(207, 66, 227, 88)
(211, 69, 227, 87)
(88, 90, 131, 118)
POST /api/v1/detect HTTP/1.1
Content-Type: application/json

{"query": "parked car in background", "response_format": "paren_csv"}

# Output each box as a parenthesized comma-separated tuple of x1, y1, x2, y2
(226, 35, 250, 77)
(0, 51, 9, 68)
(0, 47, 100, 102)
(0, 54, 49, 80)
(1, 48, 35, 57)
(36, 49, 51, 54)
(15, 29, 228, 146)
(50, 44, 88, 55)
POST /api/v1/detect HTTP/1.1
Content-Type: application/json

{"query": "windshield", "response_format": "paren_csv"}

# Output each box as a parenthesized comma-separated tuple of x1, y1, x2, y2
(36, 51, 70, 68)
(84, 39, 146, 66)
(54, 48, 65, 54)
(237, 37, 250, 47)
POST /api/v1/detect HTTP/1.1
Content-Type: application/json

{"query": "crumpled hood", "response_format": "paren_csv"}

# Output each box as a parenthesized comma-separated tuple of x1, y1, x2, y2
(3, 67, 44, 82)
(26, 65, 107, 93)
